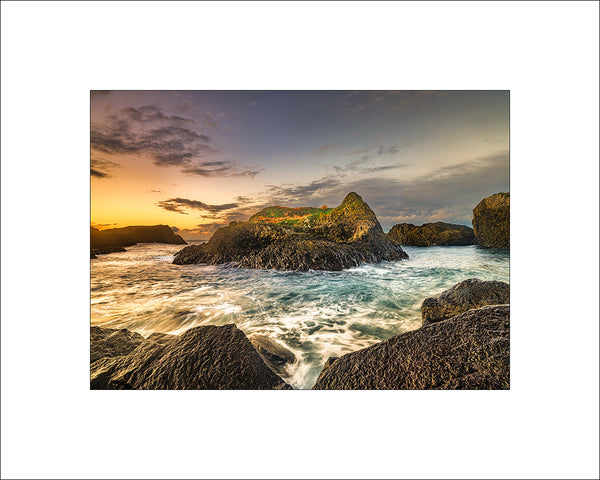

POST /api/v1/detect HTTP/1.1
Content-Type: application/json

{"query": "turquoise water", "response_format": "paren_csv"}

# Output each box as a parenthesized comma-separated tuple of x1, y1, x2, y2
(91, 243, 509, 389)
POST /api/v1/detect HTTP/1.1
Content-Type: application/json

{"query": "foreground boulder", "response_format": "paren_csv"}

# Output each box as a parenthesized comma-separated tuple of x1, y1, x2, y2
(90, 324, 290, 390)
(312, 305, 509, 390)
(472, 192, 510, 248)
(173, 192, 408, 271)
(91, 224, 186, 256)
(421, 278, 510, 326)
(388, 222, 475, 246)
(249, 334, 296, 377)
(90, 326, 145, 362)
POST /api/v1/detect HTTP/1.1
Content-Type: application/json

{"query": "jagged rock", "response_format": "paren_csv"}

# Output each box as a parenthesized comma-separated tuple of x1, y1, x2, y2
(90, 324, 291, 390)
(421, 278, 510, 326)
(388, 222, 475, 246)
(91, 224, 186, 256)
(312, 305, 510, 390)
(472, 193, 510, 248)
(90, 326, 144, 362)
(249, 334, 296, 377)
(173, 192, 408, 271)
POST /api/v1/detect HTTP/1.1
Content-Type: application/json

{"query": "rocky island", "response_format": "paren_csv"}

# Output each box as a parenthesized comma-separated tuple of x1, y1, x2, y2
(473, 192, 510, 248)
(91, 224, 186, 258)
(387, 221, 475, 246)
(173, 192, 408, 271)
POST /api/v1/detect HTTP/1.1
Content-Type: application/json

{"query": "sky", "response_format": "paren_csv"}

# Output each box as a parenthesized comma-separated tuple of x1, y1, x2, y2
(91, 90, 509, 240)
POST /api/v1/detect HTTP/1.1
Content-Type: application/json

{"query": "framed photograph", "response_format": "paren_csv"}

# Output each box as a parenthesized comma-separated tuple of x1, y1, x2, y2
(90, 90, 510, 390)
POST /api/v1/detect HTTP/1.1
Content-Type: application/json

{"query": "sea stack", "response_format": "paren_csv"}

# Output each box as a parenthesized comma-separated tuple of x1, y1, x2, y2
(388, 222, 475, 246)
(173, 192, 408, 271)
(472, 193, 510, 248)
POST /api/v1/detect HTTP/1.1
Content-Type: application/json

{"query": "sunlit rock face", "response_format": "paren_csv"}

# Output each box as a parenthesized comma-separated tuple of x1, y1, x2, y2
(472, 193, 510, 248)
(90, 324, 291, 390)
(388, 222, 475, 246)
(90, 326, 144, 363)
(173, 192, 408, 271)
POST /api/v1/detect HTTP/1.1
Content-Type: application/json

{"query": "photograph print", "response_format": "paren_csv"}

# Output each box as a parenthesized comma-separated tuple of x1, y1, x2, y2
(90, 90, 510, 390)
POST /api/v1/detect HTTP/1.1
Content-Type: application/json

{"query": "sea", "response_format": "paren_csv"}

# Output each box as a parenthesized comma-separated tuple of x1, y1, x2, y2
(90, 242, 509, 389)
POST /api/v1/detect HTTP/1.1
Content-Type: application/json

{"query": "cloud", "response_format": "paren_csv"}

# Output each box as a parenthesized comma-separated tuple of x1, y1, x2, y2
(182, 161, 261, 178)
(156, 197, 239, 215)
(91, 222, 117, 228)
(91, 168, 108, 178)
(333, 142, 414, 174)
(120, 105, 196, 125)
(170, 226, 180, 232)
(265, 176, 342, 205)
(91, 105, 259, 177)
(90, 157, 121, 178)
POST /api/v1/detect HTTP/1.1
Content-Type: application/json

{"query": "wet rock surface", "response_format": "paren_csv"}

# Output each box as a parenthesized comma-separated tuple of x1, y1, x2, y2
(312, 305, 510, 390)
(421, 278, 510, 326)
(388, 222, 475, 246)
(90, 324, 291, 390)
(249, 334, 296, 377)
(173, 192, 408, 271)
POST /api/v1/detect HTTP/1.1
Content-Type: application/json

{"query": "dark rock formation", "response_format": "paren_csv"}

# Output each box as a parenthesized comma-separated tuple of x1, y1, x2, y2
(91, 225, 186, 256)
(312, 305, 510, 390)
(388, 222, 475, 246)
(90, 326, 144, 363)
(314, 356, 339, 385)
(90, 324, 290, 390)
(173, 192, 408, 271)
(249, 334, 296, 377)
(421, 278, 510, 326)
(92, 246, 127, 255)
(472, 192, 510, 248)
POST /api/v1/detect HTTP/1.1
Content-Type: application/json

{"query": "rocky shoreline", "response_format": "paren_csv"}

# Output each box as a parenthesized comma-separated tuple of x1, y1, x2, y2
(91, 278, 509, 390)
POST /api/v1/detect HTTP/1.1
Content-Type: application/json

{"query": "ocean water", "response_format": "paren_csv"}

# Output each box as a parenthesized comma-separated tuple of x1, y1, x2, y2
(91, 242, 509, 389)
